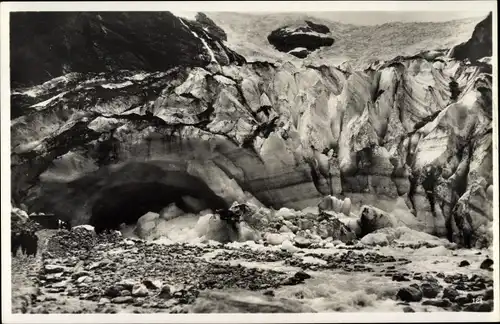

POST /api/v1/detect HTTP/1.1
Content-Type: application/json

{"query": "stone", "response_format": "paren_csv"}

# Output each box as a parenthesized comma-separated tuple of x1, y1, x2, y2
(421, 299, 452, 308)
(281, 240, 299, 253)
(463, 301, 493, 312)
(397, 286, 423, 302)
(98, 298, 110, 305)
(479, 258, 493, 270)
(442, 287, 460, 302)
(483, 288, 493, 301)
(111, 296, 134, 304)
(403, 306, 415, 313)
(279, 225, 292, 233)
(455, 295, 473, 306)
(116, 279, 136, 290)
(293, 235, 312, 248)
(458, 260, 470, 267)
(298, 218, 314, 231)
(275, 208, 297, 220)
(265, 233, 289, 246)
(420, 282, 442, 298)
(142, 279, 161, 290)
(132, 284, 149, 297)
(104, 286, 121, 298)
(120, 290, 131, 297)
(392, 273, 410, 282)
(267, 21, 334, 55)
(158, 285, 172, 299)
(43, 264, 66, 274)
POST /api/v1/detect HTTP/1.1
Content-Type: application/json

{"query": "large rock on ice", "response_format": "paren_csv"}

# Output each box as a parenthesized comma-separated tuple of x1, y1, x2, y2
(267, 20, 334, 56)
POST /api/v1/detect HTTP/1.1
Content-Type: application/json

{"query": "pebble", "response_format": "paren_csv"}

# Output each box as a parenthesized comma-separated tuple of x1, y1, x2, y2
(403, 306, 415, 313)
(111, 296, 134, 304)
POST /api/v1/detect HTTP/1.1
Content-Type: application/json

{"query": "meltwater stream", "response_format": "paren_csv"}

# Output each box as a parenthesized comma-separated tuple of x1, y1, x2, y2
(115, 208, 494, 313)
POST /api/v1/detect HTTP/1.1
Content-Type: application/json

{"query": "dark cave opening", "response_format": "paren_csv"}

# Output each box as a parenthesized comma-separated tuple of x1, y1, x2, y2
(89, 181, 228, 233)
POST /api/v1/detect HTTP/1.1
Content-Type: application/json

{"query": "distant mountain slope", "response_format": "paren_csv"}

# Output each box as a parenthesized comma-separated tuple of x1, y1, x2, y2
(206, 12, 483, 66)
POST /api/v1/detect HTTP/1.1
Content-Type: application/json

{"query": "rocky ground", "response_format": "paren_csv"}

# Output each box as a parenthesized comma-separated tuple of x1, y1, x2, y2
(11, 227, 494, 314)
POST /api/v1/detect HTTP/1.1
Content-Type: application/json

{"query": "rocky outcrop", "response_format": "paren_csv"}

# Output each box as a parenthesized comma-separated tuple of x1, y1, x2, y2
(10, 12, 244, 87)
(195, 12, 227, 41)
(449, 12, 492, 62)
(267, 21, 334, 57)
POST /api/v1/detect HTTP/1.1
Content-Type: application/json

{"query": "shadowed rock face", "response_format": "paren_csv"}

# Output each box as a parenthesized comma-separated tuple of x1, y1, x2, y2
(10, 12, 245, 87)
(10, 13, 493, 246)
(267, 20, 334, 55)
(449, 12, 492, 62)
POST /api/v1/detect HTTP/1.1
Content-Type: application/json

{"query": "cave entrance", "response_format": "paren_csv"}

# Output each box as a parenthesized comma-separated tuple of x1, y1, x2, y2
(89, 181, 223, 233)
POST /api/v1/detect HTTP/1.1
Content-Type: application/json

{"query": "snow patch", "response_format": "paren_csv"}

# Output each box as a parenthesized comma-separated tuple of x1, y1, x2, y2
(100, 81, 133, 89)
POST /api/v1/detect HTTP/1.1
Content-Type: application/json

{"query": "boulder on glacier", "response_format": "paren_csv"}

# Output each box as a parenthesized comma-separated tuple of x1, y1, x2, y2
(267, 20, 334, 56)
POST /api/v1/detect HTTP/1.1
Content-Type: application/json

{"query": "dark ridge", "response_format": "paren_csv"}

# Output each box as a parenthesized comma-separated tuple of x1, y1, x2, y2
(450, 12, 492, 62)
(10, 12, 242, 87)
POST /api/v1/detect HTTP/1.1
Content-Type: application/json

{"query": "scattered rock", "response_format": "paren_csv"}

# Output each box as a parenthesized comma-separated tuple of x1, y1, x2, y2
(43, 264, 66, 274)
(442, 287, 460, 302)
(111, 296, 134, 304)
(479, 258, 493, 270)
(483, 288, 493, 301)
(281, 240, 299, 253)
(131, 284, 148, 297)
(142, 279, 161, 290)
(463, 301, 493, 312)
(392, 273, 410, 282)
(403, 306, 415, 313)
(455, 295, 473, 306)
(397, 286, 423, 302)
(420, 282, 441, 298)
(104, 286, 121, 298)
(458, 260, 470, 267)
(263, 290, 275, 297)
(293, 236, 312, 248)
(422, 298, 452, 308)
(158, 285, 172, 299)
(120, 290, 132, 297)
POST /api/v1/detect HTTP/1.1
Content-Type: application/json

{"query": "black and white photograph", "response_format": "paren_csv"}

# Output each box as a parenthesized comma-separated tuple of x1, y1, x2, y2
(1, 1, 498, 322)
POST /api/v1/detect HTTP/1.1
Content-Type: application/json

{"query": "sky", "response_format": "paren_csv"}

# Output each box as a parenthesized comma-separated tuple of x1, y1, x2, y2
(171, 10, 489, 26)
